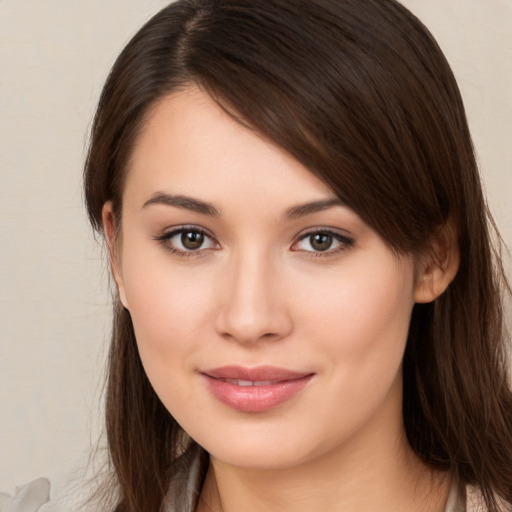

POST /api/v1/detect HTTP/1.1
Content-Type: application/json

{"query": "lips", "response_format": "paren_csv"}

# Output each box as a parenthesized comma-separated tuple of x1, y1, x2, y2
(201, 366, 314, 412)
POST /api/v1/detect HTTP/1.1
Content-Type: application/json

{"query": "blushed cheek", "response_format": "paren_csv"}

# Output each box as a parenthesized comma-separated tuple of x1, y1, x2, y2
(125, 275, 205, 407)
(349, 277, 413, 346)
(122, 251, 217, 363)
(299, 262, 415, 375)
(129, 284, 199, 349)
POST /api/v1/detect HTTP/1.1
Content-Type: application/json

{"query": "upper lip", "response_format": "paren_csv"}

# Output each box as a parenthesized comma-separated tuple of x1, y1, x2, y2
(202, 366, 313, 382)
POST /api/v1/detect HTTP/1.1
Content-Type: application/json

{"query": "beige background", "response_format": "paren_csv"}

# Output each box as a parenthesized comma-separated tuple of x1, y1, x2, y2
(0, 0, 511, 506)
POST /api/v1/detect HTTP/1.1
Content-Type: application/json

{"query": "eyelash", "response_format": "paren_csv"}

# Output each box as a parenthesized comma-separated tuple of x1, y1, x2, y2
(153, 226, 355, 259)
(292, 229, 355, 257)
(153, 226, 218, 259)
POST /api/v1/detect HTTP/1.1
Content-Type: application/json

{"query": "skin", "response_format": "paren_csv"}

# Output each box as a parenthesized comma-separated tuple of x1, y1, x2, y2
(103, 86, 457, 512)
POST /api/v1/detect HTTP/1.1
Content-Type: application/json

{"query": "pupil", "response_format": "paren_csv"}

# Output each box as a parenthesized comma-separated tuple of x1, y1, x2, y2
(311, 233, 332, 251)
(181, 231, 204, 250)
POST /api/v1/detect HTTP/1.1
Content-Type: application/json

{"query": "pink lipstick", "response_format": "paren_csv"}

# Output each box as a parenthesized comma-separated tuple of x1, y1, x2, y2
(201, 366, 314, 412)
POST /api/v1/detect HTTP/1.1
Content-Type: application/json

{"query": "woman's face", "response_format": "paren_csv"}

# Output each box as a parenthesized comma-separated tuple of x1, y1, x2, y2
(106, 87, 421, 470)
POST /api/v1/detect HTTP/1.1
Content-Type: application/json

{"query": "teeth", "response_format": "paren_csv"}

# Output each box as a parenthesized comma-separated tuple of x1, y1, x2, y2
(224, 379, 275, 386)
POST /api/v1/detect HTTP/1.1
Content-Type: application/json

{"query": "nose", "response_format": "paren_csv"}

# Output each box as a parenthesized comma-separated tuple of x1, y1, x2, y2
(214, 249, 293, 344)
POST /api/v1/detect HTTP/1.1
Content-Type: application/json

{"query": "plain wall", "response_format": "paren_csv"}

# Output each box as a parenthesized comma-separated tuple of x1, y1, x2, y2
(1, 0, 511, 507)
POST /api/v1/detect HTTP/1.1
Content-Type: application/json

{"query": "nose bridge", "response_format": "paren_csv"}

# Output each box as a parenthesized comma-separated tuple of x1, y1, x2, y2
(216, 245, 290, 343)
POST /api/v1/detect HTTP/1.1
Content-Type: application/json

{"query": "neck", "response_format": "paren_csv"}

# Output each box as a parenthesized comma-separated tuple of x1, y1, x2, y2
(198, 428, 450, 512)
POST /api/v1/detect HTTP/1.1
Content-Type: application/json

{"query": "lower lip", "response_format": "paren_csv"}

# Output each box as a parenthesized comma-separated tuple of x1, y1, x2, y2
(202, 374, 313, 412)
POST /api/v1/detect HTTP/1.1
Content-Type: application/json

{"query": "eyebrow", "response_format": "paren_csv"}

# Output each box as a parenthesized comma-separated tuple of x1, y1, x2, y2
(142, 192, 219, 216)
(142, 192, 345, 219)
(285, 198, 346, 219)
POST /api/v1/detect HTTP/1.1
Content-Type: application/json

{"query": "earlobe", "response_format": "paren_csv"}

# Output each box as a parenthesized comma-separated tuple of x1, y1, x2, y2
(101, 202, 129, 310)
(414, 223, 460, 304)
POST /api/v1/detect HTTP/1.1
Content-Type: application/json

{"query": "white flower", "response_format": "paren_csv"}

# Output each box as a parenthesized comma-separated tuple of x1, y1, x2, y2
(0, 478, 50, 512)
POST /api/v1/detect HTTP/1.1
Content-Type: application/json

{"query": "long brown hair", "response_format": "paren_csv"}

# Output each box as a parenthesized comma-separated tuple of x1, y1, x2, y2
(84, 1, 512, 510)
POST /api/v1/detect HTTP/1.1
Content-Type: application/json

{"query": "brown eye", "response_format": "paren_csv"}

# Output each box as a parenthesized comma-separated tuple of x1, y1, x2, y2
(309, 233, 333, 251)
(292, 229, 354, 255)
(156, 227, 218, 255)
(181, 231, 205, 250)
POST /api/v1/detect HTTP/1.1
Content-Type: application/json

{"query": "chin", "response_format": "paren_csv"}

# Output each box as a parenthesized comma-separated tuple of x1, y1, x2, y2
(208, 442, 311, 470)
(189, 417, 332, 471)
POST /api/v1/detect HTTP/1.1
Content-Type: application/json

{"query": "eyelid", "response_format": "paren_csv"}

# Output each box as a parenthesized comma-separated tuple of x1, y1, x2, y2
(293, 226, 354, 242)
(291, 227, 355, 255)
(152, 225, 220, 256)
(154, 224, 214, 240)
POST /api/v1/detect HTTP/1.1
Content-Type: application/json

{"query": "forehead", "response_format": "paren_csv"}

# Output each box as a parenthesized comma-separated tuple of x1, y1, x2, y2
(124, 86, 338, 213)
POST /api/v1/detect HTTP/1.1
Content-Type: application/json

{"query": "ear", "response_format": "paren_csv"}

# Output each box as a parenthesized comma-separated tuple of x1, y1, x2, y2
(414, 221, 460, 304)
(102, 202, 129, 310)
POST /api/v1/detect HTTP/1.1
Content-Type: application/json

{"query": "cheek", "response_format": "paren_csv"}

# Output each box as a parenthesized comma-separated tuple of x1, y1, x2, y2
(121, 261, 220, 421)
(127, 273, 202, 345)
(293, 256, 415, 383)
(120, 243, 216, 380)
(283, 260, 415, 450)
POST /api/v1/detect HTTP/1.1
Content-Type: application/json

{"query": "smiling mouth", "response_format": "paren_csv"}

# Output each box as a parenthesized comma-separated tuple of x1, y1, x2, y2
(222, 379, 278, 386)
(201, 366, 314, 412)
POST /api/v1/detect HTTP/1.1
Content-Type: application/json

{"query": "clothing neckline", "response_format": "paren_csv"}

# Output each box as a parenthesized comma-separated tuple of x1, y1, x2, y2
(445, 475, 465, 512)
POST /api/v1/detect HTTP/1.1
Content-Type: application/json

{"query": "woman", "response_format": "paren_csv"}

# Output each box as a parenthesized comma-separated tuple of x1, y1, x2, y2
(84, 0, 512, 510)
